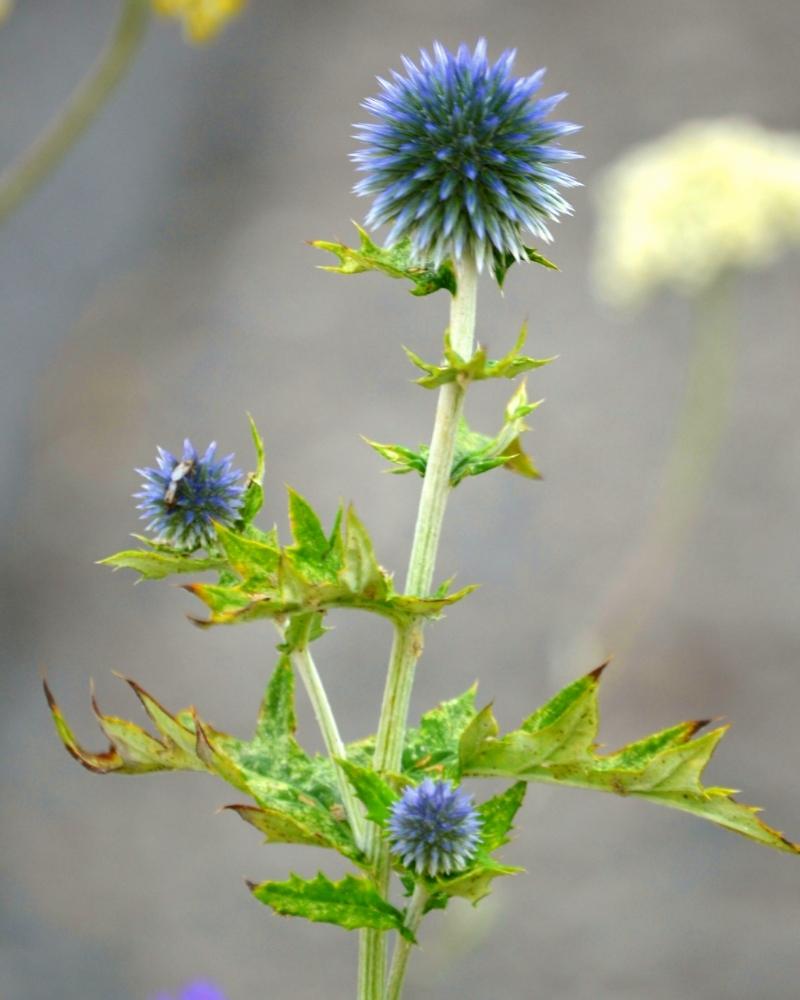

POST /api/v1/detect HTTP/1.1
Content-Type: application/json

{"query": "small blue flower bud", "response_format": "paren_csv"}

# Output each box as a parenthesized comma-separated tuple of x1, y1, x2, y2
(134, 439, 245, 550)
(388, 778, 482, 878)
(353, 40, 581, 273)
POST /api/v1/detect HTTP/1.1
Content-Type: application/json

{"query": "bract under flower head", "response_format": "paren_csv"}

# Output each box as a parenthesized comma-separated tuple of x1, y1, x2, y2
(135, 439, 245, 550)
(594, 118, 800, 306)
(388, 778, 482, 877)
(152, 0, 245, 43)
(353, 39, 581, 274)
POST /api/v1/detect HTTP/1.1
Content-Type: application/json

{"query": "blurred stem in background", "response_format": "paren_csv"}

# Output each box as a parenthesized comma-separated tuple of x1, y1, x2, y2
(0, 0, 150, 224)
(586, 118, 800, 666)
(586, 271, 737, 663)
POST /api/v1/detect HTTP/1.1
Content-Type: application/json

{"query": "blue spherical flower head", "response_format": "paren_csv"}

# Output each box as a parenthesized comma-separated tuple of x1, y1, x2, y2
(388, 778, 482, 878)
(135, 439, 245, 550)
(353, 39, 581, 273)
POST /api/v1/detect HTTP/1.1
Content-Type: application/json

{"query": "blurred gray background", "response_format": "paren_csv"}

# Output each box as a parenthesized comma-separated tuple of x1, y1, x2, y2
(2, 1, 800, 998)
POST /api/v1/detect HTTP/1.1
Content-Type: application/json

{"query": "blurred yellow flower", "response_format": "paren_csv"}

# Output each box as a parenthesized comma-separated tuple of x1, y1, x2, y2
(0, 0, 14, 26)
(152, 0, 245, 43)
(594, 119, 800, 306)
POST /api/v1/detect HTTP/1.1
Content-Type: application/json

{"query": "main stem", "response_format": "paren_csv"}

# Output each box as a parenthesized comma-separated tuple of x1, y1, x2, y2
(358, 256, 479, 1000)
(0, 0, 150, 224)
(587, 271, 736, 661)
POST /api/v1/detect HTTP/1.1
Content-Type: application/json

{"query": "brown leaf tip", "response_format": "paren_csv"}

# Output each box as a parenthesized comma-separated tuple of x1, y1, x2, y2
(42, 678, 58, 711)
(588, 659, 612, 681)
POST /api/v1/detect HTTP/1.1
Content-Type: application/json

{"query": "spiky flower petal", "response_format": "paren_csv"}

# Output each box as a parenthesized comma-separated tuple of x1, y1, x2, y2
(353, 39, 581, 273)
(388, 778, 482, 877)
(135, 439, 245, 550)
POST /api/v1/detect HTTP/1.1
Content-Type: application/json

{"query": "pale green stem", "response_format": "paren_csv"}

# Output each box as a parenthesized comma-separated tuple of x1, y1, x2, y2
(0, 0, 150, 224)
(274, 621, 366, 852)
(589, 271, 737, 661)
(385, 884, 429, 1000)
(358, 256, 479, 1000)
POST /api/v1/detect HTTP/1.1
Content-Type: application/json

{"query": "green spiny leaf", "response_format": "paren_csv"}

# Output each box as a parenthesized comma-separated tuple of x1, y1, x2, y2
(287, 488, 330, 563)
(311, 222, 456, 297)
(477, 782, 527, 853)
(493, 245, 559, 288)
(225, 803, 353, 852)
(460, 665, 800, 855)
(99, 549, 225, 581)
(46, 660, 362, 863)
(405, 322, 555, 390)
(249, 872, 413, 938)
(278, 611, 327, 654)
(187, 503, 475, 628)
(254, 654, 297, 742)
(337, 759, 398, 826)
(214, 521, 280, 584)
(239, 413, 266, 525)
(403, 686, 479, 780)
(427, 854, 523, 906)
(367, 384, 542, 485)
(341, 505, 387, 598)
(362, 438, 427, 477)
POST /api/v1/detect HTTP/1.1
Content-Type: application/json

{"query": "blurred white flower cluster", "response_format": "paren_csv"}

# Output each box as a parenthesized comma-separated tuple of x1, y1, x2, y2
(594, 119, 800, 306)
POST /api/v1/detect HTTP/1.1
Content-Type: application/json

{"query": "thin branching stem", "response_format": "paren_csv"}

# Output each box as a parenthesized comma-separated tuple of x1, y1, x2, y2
(275, 619, 366, 851)
(584, 270, 737, 663)
(385, 884, 429, 1000)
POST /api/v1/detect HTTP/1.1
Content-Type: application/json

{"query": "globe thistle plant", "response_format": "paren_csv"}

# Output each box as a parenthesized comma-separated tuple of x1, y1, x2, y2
(46, 38, 800, 1000)
(353, 39, 581, 273)
(135, 439, 245, 550)
(388, 779, 482, 877)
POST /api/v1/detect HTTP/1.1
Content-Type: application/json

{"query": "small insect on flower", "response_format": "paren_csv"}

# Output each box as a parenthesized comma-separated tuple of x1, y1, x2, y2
(135, 439, 245, 551)
(164, 456, 197, 507)
(353, 39, 581, 274)
(388, 778, 482, 878)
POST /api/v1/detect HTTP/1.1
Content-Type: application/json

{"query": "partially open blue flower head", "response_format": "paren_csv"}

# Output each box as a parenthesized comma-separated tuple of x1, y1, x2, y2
(388, 778, 482, 877)
(135, 439, 245, 550)
(150, 982, 228, 1000)
(353, 39, 581, 273)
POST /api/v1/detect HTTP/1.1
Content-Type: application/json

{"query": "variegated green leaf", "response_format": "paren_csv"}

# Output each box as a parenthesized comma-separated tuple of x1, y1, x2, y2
(402, 686, 479, 781)
(460, 665, 800, 855)
(45, 658, 362, 862)
(478, 782, 527, 853)
(249, 872, 413, 938)
(98, 548, 225, 581)
(337, 759, 399, 826)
